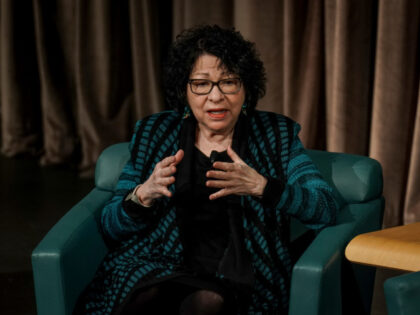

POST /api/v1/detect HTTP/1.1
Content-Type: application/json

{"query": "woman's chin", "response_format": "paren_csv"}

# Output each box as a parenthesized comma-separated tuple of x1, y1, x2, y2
(205, 123, 235, 135)
(207, 117, 240, 133)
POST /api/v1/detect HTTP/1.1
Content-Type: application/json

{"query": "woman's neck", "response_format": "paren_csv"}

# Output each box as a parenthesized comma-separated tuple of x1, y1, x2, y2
(195, 126, 234, 157)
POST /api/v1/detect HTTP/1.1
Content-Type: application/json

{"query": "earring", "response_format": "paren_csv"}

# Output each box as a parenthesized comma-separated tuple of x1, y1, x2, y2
(241, 103, 247, 115)
(183, 106, 191, 119)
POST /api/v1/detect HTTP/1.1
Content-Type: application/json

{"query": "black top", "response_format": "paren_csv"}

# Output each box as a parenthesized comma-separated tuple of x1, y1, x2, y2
(178, 147, 232, 274)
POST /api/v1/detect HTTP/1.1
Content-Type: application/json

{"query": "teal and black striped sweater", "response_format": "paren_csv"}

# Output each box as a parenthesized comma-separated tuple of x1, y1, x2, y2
(82, 110, 338, 314)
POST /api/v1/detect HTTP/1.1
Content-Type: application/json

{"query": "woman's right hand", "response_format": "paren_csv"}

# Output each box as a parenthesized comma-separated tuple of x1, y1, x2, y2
(136, 150, 184, 206)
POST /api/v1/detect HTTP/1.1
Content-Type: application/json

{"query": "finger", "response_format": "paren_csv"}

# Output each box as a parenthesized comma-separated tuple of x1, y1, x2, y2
(160, 155, 177, 167)
(209, 188, 232, 200)
(159, 165, 176, 177)
(227, 146, 244, 164)
(171, 149, 184, 166)
(206, 170, 230, 180)
(160, 187, 173, 198)
(212, 161, 236, 171)
(206, 179, 234, 188)
(158, 176, 175, 186)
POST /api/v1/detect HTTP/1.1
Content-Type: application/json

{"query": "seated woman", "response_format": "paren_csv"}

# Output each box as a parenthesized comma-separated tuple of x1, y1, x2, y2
(75, 24, 338, 315)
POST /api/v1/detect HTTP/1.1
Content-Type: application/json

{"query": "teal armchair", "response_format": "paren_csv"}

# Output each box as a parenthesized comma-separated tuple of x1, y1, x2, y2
(32, 143, 384, 315)
(384, 271, 420, 315)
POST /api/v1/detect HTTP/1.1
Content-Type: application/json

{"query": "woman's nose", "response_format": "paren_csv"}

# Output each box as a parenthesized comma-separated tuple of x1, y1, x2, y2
(207, 84, 224, 102)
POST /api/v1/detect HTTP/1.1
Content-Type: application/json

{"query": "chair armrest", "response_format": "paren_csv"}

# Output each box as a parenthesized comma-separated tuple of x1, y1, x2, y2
(385, 271, 420, 315)
(95, 142, 130, 191)
(32, 188, 112, 315)
(289, 197, 384, 315)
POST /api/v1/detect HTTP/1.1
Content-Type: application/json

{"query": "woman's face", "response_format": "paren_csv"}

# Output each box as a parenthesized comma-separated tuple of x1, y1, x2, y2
(186, 54, 245, 136)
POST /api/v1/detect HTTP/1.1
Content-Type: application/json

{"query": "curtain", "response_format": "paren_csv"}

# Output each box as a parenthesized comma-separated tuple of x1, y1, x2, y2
(1, 0, 419, 227)
(0, 0, 165, 176)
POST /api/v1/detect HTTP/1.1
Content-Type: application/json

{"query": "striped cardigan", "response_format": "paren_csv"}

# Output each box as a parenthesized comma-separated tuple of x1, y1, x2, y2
(81, 110, 338, 314)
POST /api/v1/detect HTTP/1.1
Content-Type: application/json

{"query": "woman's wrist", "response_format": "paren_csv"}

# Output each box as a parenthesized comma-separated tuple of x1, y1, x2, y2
(254, 175, 268, 198)
(134, 185, 154, 207)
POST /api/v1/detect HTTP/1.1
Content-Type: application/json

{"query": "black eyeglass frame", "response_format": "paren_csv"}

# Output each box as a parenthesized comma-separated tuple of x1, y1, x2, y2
(188, 78, 242, 95)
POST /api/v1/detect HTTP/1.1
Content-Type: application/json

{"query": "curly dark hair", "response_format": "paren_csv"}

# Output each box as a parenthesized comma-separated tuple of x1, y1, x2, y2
(163, 24, 266, 113)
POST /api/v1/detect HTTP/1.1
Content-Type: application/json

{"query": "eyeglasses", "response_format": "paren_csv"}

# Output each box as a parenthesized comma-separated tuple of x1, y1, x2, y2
(188, 78, 242, 95)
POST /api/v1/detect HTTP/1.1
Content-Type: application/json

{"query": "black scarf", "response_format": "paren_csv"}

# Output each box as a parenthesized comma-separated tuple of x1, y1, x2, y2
(174, 113, 254, 311)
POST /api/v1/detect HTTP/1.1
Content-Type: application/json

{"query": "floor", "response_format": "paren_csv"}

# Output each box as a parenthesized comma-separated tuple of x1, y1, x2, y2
(0, 154, 93, 315)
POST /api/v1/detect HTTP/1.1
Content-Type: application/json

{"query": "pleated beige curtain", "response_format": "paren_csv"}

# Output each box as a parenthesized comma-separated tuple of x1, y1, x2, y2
(0, 0, 164, 176)
(73, 0, 164, 175)
(0, 0, 419, 226)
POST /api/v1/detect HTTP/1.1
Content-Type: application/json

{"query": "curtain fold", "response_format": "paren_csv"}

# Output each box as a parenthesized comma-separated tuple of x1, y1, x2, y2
(172, 0, 233, 37)
(404, 88, 420, 223)
(75, 0, 135, 175)
(233, 0, 284, 113)
(129, 0, 164, 119)
(281, 0, 326, 148)
(0, 0, 41, 157)
(33, 0, 78, 165)
(324, 0, 376, 155)
(0, 0, 419, 226)
(370, 0, 420, 226)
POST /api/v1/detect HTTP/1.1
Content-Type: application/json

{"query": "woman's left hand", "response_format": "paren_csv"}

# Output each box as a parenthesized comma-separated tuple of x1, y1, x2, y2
(206, 146, 267, 200)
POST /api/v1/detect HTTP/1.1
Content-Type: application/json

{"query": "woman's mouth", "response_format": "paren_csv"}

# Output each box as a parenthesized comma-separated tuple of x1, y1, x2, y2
(207, 109, 228, 119)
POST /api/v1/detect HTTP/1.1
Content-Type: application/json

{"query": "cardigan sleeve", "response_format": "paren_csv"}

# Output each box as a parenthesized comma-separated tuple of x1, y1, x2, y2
(271, 122, 338, 230)
(100, 120, 159, 241)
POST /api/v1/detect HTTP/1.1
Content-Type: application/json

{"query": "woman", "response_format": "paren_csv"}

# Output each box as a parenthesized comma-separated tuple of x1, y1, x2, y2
(76, 25, 338, 314)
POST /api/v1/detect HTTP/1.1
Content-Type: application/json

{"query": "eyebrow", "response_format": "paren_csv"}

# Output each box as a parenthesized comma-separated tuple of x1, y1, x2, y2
(190, 71, 233, 77)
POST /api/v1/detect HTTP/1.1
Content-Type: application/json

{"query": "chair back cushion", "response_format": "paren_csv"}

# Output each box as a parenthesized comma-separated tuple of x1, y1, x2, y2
(307, 150, 383, 204)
